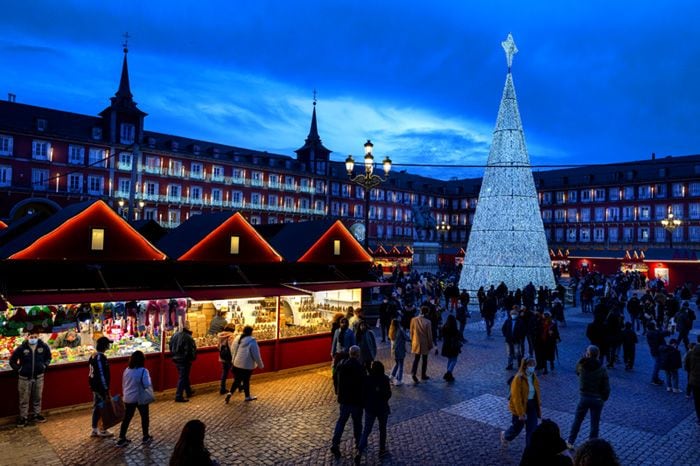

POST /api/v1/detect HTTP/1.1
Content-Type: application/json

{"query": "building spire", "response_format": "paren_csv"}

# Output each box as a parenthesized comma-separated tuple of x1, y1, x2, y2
(115, 32, 133, 101)
(295, 92, 331, 163)
(307, 89, 320, 142)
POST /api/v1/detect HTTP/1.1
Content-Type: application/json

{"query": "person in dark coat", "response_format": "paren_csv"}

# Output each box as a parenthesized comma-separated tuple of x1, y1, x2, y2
(331, 346, 365, 459)
(502, 307, 526, 370)
(355, 361, 392, 463)
(621, 322, 638, 371)
(646, 322, 670, 385)
(10, 327, 52, 426)
(536, 312, 560, 374)
(567, 346, 610, 446)
(441, 315, 462, 382)
(659, 338, 682, 392)
(378, 298, 392, 343)
(520, 419, 573, 466)
(482, 293, 498, 338)
(604, 309, 623, 369)
(585, 314, 608, 365)
(356, 320, 377, 372)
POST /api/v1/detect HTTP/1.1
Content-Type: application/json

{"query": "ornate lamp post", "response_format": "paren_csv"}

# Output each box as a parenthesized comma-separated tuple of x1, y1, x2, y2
(660, 208, 681, 249)
(436, 220, 451, 269)
(345, 140, 392, 249)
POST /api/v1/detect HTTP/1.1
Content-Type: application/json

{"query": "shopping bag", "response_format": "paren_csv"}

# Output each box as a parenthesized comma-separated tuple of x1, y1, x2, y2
(98, 394, 125, 430)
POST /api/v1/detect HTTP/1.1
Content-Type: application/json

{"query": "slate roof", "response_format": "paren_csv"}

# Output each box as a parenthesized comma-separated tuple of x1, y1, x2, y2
(254, 219, 335, 262)
(155, 211, 234, 259)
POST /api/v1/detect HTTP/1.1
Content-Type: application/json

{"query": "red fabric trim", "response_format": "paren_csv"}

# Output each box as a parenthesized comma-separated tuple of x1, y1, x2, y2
(187, 286, 309, 301)
(8, 289, 187, 306)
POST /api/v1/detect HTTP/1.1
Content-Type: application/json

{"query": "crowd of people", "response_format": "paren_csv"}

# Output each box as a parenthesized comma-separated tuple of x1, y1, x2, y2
(6, 264, 700, 464)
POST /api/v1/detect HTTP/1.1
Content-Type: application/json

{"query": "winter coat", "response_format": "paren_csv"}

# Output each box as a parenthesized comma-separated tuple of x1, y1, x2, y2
(586, 320, 607, 349)
(658, 345, 682, 371)
(169, 330, 197, 363)
(502, 317, 526, 344)
(621, 328, 638, 348)
(508, 372, 542, 418)
(122, 367, 153, 405)
(390, 328, 407, 360)
(357, 329, 377, 365)
(685, 346, 700, 386)
(441, 325, 462, 358)
(88, 351, 111, 393)
(331, 328, 356, 357)
(207, 315, 227, 335)
(10, 339, 52, 378)
(217, 330, 236, 363)
(335, 357, 365, 405)
(539, 320, 559, 362)
(575, 357, 610, 401)
(646, 329, 670, 357)
(410, 315, 433, 355)
(231, 335, 264, 370)
(362, 373, 391, 415)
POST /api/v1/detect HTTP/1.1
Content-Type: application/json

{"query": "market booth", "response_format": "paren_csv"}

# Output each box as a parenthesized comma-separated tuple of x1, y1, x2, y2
(643, 248, 700, 290)
(0, 204, 378, 419)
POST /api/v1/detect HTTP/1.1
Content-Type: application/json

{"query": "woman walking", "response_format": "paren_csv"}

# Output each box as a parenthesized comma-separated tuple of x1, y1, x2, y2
(501, 357, 541, 447)
(388, 318, 407, 385)
(225, 326, 264, 403)
(217, 324, 236, 394)
(441, 315, 462, 382)
(355, 360, 392, 464)
(117, 350, 154, 447)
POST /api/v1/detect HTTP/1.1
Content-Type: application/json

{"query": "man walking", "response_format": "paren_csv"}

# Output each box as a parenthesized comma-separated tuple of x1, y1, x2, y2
(169, 321, 197, 402)
(330, 346, 365, 458)
(410, 305, 434, 383)
(10, 327, 52, 426)
(502, 306, 526, 370)
(646, 322, 670, 386)
(567, 345, 610, 447)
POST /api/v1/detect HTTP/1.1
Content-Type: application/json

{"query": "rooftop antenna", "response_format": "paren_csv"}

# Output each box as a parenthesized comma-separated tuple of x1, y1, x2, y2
(122, 31, 130, 53)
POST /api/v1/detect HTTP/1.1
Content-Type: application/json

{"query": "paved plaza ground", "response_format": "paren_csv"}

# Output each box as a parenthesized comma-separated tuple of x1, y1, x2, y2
(1, 305, 699, 465)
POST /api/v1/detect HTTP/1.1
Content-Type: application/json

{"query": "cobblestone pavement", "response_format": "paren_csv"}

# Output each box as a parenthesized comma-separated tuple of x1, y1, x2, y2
(1, 305, 700, 465)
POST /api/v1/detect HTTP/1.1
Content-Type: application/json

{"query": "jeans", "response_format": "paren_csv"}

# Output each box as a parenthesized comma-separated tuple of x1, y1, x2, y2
(666, 370, 679, 390)
(380, 321, 390, 342)
(411, 353, 428, 378)
(220, 362, 233, 391)
(230, 367, 253, 397)
(119, 402, 150, 440)
(92, 391, 107, 429)
(485, 316, 495, 336)
(18, 375, 44, 420)
(504, 398, 539, 445)
(331, 403, 363, 448)
(506, 342, 521, 368)
(623, 346, 635, 369)
(174, 361, 192, 399)
(391, 358, 404, 382)
(357, 409, 388, 454)
(446, 357, 458, 373)
(568, 395, 604, 444)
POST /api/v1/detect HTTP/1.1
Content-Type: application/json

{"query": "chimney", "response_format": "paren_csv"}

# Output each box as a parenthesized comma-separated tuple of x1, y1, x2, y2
(651, 152, 656, 160)
(7, 93, 16, 102)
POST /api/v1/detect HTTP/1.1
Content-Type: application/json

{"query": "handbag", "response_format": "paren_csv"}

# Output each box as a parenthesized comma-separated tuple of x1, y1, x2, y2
(98, 394, 125, 429)
(138, 368, 156, 405)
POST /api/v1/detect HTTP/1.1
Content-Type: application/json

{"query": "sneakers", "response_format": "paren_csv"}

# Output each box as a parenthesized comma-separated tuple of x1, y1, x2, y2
(92, 429, 114, 437)
(412, 374, 419, 384)
(116, 438, 131, 448)
(330, 445, 341, 458)
(393, 380, 403, 386)
(174, 397, 190, 403)
(566, 441, 575, 450)
(16, 417, 27, 428)
(32, 414, 47, 423)
(245, 396, 257, 402)
(500, 431, 509, 447)
(225, 393, 232, 404)
(142, 435, 154, 445)
(651, 380, 664, 386)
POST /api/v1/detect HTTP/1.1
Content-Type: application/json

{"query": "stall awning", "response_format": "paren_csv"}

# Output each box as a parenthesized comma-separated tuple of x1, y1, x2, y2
(187, 286, 310, 301)
(6, 289, 187, 306)
(284, 281, 393, 293)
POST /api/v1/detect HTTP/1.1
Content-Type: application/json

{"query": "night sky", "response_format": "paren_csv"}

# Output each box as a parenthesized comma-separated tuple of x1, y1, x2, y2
(1, 1, 699, 180)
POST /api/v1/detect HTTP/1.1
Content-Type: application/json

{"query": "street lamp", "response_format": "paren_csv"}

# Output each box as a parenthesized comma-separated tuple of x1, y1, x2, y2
(436, 220, 451, 269)
(660, 208, 681, 249)
(345, 140, 392, 249)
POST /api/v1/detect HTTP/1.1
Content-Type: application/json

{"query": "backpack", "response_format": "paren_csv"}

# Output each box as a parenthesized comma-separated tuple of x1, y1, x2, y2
(219, 341, 232, 362)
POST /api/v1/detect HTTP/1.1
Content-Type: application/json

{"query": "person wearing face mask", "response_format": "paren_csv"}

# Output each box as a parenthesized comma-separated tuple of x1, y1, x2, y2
(502, 306, 526, 370)
(500, 357, 541, 447)
(9, 327, 52, 427)
(566, 345, 610, 448)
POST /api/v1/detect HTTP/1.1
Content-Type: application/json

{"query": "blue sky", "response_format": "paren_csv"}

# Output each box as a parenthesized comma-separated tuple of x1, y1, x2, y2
(1, 1, 699, 180)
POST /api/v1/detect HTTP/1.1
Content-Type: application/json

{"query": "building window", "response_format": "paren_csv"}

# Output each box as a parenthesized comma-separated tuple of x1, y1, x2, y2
(68, 174, 83, 193)
(190, 186, 202, 202)
(0, 165, 11, 187)
(144, 208, 156, 221)
(623, 227, 634, 242)
(120, 123, 135, 144)
(315, 179, 325, 194)
(593, 228, 605, 242)
(169, 160, 182, 177)
(145, 156, 160, 174)
(580, 228, 591, 242)
(342, 184, 351, 197)
(654, 227, 666, 243)
(555, 192, 565, 204)
(639, 205, 651, 220)
(36, 118, 47, 131)
(168, 209, 180, 226)
(554, 209, 565, 223)
(623, 186, 635, 200)
(268, 216, 279, 224)
(31, 168, 49, 190)
(232, 191, 243, 205)
(655, 184, 667, 198)
(32, 140, 50, 160)
(638, 227, 650, 242)
(0, 135, 12, 156)
(608, 227, 618, 243)
(341, 203, 349, 216)
(145, 182, 158, 198)
(87, 175, 104, 195)
(229, 236, 240, 255)
(331, 202, 339, 216)
(268, 194, 278, 208)
(168, 185, 181, 201)
(211, 188, 222, 205)
(117, 178, 130, 197)
(284, 197, 294, 209)
(190, 162, 203, 179)
(251, 171, 263, 186)
(580, 208, 590, 222)
(92, 127, 102, 140)
(689, 226, 700, 242)
(608, 187, 619, 201)
(331, 182, 340, 196)
(638, 185, 651, 200)
(672, 204, 683, 218)
(118, 152, 132, 170)
(542, 210, 552, 223)
(269, 174, 280, 188)
(285, 176, 295, 188)
(90, 228, 105, 251)
(567, 228, 577, 242)
(672, 183, 684, 197)
(580, 190, 591, 202)
(212, 165, 224, 182)
(606, 207, 619, 221)
(655, 204, 666, 220)
(689, 182, 700, 197)
(89, 148, 107, 167)
(251, 192, 261, 206)
(689, 203, 700, 219)
(249, 215, 261, 225)
(567, 208, 577, 222)
(594, 207, 604, 222)
(594, 188, 605, 201)
(555, 228, 564, 242)
(314, 200, 324, 212)
(567, 190, 577, 203)
(300, 198, 309, 210)
(541, 192, 552, 205)
(68, 145, 85, 165)
(622, 206, 634, 221)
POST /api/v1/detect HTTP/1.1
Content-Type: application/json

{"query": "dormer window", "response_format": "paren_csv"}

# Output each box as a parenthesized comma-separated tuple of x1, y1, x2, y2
(92, 127, 103, 140)
(120, 123, 135, 144)
(192, 144, 200, 155)
(147, 137, 156, 148)
(36, 118, 47, 132)
(229, 236, 240, 255)
(91, 228, 105, 251)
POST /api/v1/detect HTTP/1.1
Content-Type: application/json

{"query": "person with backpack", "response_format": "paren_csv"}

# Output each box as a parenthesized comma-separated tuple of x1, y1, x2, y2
(88, 336, 113, 437)
(217, 324, 237, 395)
(224, 326, 264, 403)
(117, 350, 154, 447)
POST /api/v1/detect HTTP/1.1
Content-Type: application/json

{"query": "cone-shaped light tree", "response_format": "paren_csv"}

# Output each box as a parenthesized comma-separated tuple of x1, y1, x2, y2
(458, 34, 555, 293)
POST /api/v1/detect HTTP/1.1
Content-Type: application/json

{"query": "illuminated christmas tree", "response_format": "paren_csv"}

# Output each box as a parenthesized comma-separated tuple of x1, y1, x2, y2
(458, 34, 555, 293)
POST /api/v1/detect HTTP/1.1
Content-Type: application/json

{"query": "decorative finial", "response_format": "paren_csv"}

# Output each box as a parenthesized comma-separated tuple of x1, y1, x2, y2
(313, 88, 317, 106)
(122, 32, 131, 54)
(501, 33, 518, 72)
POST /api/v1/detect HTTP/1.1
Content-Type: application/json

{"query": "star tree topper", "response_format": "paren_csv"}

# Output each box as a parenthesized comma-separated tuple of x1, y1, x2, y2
(502, 33, 518, 71)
